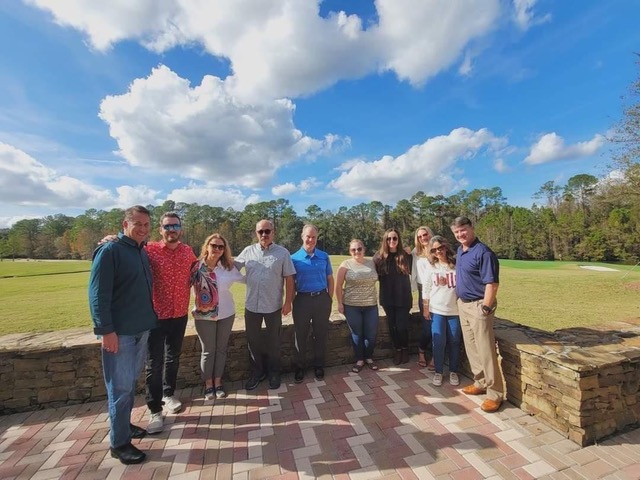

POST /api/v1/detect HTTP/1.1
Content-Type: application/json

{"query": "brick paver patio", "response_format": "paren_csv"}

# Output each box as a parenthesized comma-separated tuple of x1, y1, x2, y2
(1, 360, 639, 479)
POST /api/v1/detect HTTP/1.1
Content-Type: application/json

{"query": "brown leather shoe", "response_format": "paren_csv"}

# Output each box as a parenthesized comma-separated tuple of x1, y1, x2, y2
(462, 385, 487, 395)
(481, 399, 502, 413)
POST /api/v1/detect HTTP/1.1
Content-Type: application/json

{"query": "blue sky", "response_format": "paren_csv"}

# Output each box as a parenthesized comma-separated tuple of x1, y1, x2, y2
(1, 0, 638, 227)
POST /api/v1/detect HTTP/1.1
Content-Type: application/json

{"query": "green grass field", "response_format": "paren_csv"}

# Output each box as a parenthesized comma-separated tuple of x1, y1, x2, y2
(1, 258, 638, 335)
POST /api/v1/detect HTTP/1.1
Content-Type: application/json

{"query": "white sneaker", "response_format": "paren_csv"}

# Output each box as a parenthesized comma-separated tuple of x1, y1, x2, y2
(147, 412, 163, 434)
(433, 373, 443, 386)
(163, 395, 182, 414)
(449, 372, 460, 386)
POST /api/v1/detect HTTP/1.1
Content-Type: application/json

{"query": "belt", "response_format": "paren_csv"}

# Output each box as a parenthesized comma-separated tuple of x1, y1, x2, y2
(297, 290, 325, 297)
(460, 298, 483, 303)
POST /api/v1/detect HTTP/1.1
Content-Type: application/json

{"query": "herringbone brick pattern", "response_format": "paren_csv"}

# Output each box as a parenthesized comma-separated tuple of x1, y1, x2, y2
(1, 360, 639, 479)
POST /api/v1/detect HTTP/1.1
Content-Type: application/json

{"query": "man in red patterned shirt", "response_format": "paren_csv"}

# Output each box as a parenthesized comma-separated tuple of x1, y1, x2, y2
(144, 212, 197, 434)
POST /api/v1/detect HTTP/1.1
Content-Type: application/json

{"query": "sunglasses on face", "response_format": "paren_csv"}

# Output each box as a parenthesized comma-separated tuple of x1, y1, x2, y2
(162, 224, 182, 231)
(430, 245, 446, 254)
(209, 243, 225, 250)
(418, 233, 430, 239)
(386, 236, 398, 242)
(349, 247, 363, 253)
(257, 229, 272, 236)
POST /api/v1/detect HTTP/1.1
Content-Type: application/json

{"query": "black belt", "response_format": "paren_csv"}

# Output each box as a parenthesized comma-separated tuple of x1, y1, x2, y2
(297, 290, 325, 297)
(460, 298, 482, 303)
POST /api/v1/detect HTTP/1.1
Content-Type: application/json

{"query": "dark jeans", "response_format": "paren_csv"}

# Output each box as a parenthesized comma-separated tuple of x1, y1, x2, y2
(245, 308, 282, 375)
(382, 305, 411, 349)
(344, 304, 379, 361)
(293, 291, 332, 368)
(417, 284, 432, 352)
(145, 316, 188, 413)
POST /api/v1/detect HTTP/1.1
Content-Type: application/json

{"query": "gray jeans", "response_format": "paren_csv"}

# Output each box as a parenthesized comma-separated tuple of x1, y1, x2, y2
(194, 314, 235, 381)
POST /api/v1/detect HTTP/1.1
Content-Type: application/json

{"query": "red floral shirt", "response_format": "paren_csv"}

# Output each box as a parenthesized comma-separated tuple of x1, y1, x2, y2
(145, 241, 197, 320)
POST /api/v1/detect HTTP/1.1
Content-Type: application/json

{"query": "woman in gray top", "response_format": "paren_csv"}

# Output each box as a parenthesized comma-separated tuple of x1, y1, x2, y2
(335, 239, 380, 372)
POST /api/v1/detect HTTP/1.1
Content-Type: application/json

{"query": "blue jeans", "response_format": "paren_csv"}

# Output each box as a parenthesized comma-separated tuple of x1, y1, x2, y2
(102, 331, 149, 448)
(431, 313, 462, 374)
(344, 304, 379, 361)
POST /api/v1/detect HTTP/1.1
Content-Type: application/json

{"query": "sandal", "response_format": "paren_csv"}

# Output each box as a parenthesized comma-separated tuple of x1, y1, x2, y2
(352, 363, 364, 373)
(365, 359, 378, 371)
(417, 352, 427, 368)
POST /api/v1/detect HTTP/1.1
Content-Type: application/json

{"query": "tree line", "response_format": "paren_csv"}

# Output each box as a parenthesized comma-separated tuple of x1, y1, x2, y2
(1, 171, 639, 263)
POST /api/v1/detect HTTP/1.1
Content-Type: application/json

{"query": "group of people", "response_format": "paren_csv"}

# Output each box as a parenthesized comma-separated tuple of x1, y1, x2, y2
(88, 205, 505, 466)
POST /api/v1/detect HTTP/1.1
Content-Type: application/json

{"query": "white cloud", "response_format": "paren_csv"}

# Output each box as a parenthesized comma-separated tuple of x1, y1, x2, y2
(493, 158, 510, 173)
(166, 183, 259, 211)
(512, 0, 552, 31)
(523, 133, 605, 165)
(375, 0, 500, 86)
(99, 65, 331, 188)
(28, 0, 504, 100)
(329, 128, 507, 202)
(114, 185, 161, 208)
(0, 142, 113, 207)
(272, 177, 320, 196)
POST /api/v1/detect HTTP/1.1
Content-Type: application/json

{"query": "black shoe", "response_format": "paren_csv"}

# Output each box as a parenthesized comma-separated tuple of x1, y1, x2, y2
(294, 368, 305, 383)
(129, 424, 147, 439)
(110, 443, 146, 465)
(245, 372, 267, 391)
(314, 367, 325, 381)
(268, 373, 281, 389)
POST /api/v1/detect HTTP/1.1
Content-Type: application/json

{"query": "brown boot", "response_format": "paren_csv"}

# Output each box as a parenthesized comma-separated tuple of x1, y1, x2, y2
(401, 348, 409, 364)
(393, 349, 402, 365)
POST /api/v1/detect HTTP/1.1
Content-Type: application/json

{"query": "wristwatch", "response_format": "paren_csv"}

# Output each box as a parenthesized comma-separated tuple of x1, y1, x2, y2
(482, 304, 493, 315)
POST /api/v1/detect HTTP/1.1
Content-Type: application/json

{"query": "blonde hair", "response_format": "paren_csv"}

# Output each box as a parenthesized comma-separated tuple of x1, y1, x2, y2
(414, 226, 435, 257)
(199, 233, 233, 270)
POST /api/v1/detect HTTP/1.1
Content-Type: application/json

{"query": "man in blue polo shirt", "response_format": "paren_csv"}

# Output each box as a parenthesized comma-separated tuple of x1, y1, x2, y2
(451, 216, 504, 413)
(291, 224, 334, 383)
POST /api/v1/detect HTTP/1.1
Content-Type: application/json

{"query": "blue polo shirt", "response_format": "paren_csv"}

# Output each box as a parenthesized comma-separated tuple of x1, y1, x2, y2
(455, 238, 499, 301)
(291, 247, 333, 293)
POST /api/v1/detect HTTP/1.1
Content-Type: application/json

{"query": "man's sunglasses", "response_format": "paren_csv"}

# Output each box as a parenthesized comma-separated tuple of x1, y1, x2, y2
(162, 224, 182, 231)
(257, 229, 272, 236)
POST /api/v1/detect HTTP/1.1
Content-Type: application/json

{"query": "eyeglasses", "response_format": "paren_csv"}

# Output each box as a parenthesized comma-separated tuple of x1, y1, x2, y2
(162, 224, 182, 231)
(209, 244, 225, 250)
(386, 236, 398, 242)
(257, 229, 272, 236)
(349, 247, 363, 253)
(418, 233, 431, 239)
(430, 245, 446, 254)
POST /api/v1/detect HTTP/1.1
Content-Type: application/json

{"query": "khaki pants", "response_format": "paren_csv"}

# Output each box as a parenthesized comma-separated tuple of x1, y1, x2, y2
(457, 299, 505, 402)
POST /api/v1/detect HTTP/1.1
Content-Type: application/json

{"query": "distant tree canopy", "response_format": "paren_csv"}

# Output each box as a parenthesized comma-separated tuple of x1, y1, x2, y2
(1, 172, 639, 263)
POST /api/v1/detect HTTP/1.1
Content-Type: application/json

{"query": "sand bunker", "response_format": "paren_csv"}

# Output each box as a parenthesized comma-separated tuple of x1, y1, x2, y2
(579, 266, 619, 272)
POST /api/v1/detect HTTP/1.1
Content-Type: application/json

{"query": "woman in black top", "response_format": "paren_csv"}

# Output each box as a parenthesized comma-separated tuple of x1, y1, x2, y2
(373, 228, 413, 364)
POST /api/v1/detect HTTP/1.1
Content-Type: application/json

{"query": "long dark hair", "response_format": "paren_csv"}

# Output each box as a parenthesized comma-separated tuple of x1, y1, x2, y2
(375, 228, 411, 275)
(428, 236, 456, 269)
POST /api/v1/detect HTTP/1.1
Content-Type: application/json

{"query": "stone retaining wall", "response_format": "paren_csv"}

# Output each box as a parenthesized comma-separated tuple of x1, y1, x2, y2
(2, 316, 640, 446)
(496, 318, 640, 446)
(0, 312, 423, 412)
